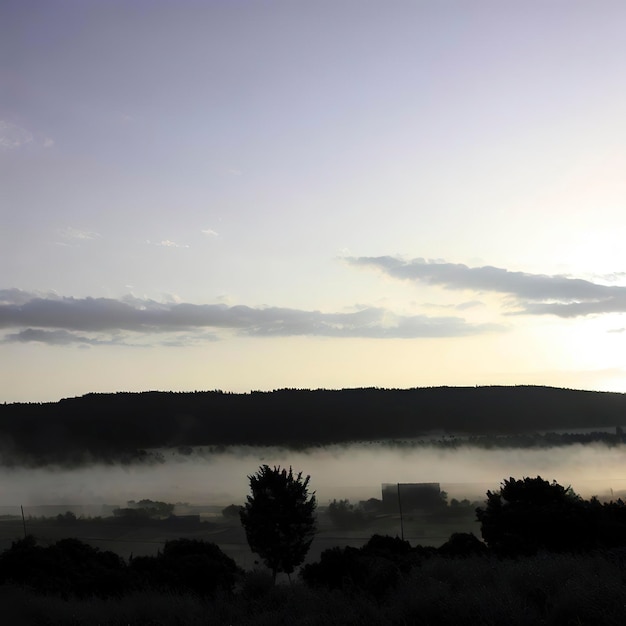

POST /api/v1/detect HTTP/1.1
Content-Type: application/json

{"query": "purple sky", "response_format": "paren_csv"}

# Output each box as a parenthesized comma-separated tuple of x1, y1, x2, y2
(2, 0, 626, 401)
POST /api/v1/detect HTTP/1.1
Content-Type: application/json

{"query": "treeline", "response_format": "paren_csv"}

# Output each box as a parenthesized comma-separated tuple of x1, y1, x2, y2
(1, 386, 625, 466)
(387, 430, 626, 450)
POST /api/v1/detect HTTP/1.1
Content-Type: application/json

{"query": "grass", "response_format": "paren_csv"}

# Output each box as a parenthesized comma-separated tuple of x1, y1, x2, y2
(3, 552, 626, 625)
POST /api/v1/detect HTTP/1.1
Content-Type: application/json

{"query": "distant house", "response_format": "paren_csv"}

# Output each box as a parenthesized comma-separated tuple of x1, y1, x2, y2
(381, 483, 442, 513)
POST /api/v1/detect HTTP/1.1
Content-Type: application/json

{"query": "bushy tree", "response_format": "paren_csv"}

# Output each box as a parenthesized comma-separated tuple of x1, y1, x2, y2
(130, 538, 241, 595)
(327, 499, 369, 529)
(0, 536, 126, 598)
(240, 465, 316, 582)
(222, 503, 243, 519)
(438, 532, 488, 557)
(476, 476, 590, 555)
(301, 534, 418, 597)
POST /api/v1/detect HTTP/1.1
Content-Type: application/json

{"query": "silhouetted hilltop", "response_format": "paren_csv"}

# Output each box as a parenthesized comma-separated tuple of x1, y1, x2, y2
(1, 386, 625, 466)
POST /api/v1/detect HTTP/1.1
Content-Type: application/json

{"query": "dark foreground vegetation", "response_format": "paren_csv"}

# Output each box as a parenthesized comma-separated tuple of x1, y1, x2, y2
(2, 385, 626, 465)
(4, 540, 626, 625)
(4, 477, 626, 624)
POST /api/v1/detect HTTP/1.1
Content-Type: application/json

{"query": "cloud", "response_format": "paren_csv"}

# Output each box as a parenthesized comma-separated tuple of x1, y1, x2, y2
(594, 272, 626, 283)
(150, 240, 190, 248)
(201, 228, 219, 237)
(2, 328, 107, 346)
(455, 300, 484, 311)
(57, 227, 100, 242)
(0, 121, 33, 149)
(0, 290, 499, 345)
(348, 256, 626, 317)
(0, 288, 49, 306)
(217, 168, 242, 177)
(0, 121, 54, 150)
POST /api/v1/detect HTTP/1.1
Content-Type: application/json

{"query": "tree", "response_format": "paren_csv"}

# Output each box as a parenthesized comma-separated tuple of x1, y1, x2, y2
(476, 476, 589, 555)
(327, 499, 369, 529)
(222, 503, 243, 519)
(240, 465, 316, 582)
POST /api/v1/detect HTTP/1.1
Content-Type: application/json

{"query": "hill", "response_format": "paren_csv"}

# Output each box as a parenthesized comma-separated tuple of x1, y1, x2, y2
(1, 386, 625, 466)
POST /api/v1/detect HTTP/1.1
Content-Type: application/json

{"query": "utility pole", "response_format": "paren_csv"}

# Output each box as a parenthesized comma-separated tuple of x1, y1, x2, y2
(20, 505, 27, 539)
(397, 483, 404, 541)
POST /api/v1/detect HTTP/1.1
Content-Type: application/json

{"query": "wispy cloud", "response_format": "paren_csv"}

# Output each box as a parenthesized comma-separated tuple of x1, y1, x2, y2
(216, 168, 242, 177)
(0, 290, 499, 346)
(57, 227, 100, 243)
(2, 328, 108, 346)
(0, 288, 48, 306)
(149, 240, 190, 248)
(593, 272, 626, 283)
(455, 300, 484, 311)
(201, 228, 219, 237)
(0, 120, 53, 150)
(0, 120, 33, 149)
(347, 256, 626, 318)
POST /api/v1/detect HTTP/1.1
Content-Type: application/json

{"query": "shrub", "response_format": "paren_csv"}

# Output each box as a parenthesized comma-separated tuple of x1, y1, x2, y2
(130, 538, 242, 596)
(327, 499, 369, 529)
(301, 534, 420, 598)
(437, 532, 488, 558)
(0, 536, 127, 598)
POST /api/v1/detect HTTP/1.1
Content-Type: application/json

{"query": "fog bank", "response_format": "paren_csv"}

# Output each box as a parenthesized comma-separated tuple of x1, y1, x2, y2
(0, 443, 624, 511)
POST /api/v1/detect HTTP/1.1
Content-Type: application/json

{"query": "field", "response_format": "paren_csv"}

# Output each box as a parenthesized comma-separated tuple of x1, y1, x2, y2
(0, 507, 480, 570)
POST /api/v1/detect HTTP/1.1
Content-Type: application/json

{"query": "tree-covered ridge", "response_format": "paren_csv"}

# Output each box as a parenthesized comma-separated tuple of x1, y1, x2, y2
(1, 386, 625, 466)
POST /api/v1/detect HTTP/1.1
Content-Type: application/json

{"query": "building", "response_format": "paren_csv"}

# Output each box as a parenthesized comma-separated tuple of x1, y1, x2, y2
(381, 483, 443, 513)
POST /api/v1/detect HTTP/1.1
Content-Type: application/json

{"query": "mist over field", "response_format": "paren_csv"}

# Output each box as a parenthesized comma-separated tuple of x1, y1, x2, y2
(1, 388, 625, 515)
(1, 443, 625, 511)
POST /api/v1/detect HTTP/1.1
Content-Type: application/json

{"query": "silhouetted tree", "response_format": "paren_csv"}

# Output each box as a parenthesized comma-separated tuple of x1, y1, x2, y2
(301, 534, 420, 596)
(222, 503, 243, 519)
(327, 499, 369, 529)
(240, 465, 316, 582)
(438, 532, 488, 557)
(127, 499, 174, 518)
(129, 538, 241, 595)
(55, 511, 77, 524)
(0, 536, 126, 598)
(476, 476, 590, 555)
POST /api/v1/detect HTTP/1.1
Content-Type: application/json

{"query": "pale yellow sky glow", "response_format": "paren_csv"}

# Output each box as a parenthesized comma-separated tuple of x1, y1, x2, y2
(2, 1, 626, 402)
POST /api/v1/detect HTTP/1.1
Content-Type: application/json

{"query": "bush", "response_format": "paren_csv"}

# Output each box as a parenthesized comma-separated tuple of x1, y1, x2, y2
(327, 499, 370, 529)
(0, 536, 127, 598)
(130, 538, 242, 596)
(437, 532, 488, 558)
(240, 569, 275, 599)
(301, 534, 421, 598)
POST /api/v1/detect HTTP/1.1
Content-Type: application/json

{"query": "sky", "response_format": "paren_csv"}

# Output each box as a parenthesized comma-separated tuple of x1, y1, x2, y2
(2, 0, 626, 402)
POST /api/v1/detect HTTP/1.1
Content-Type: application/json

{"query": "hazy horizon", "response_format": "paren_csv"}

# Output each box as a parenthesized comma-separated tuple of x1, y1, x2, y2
(1, 442, 625, 510)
